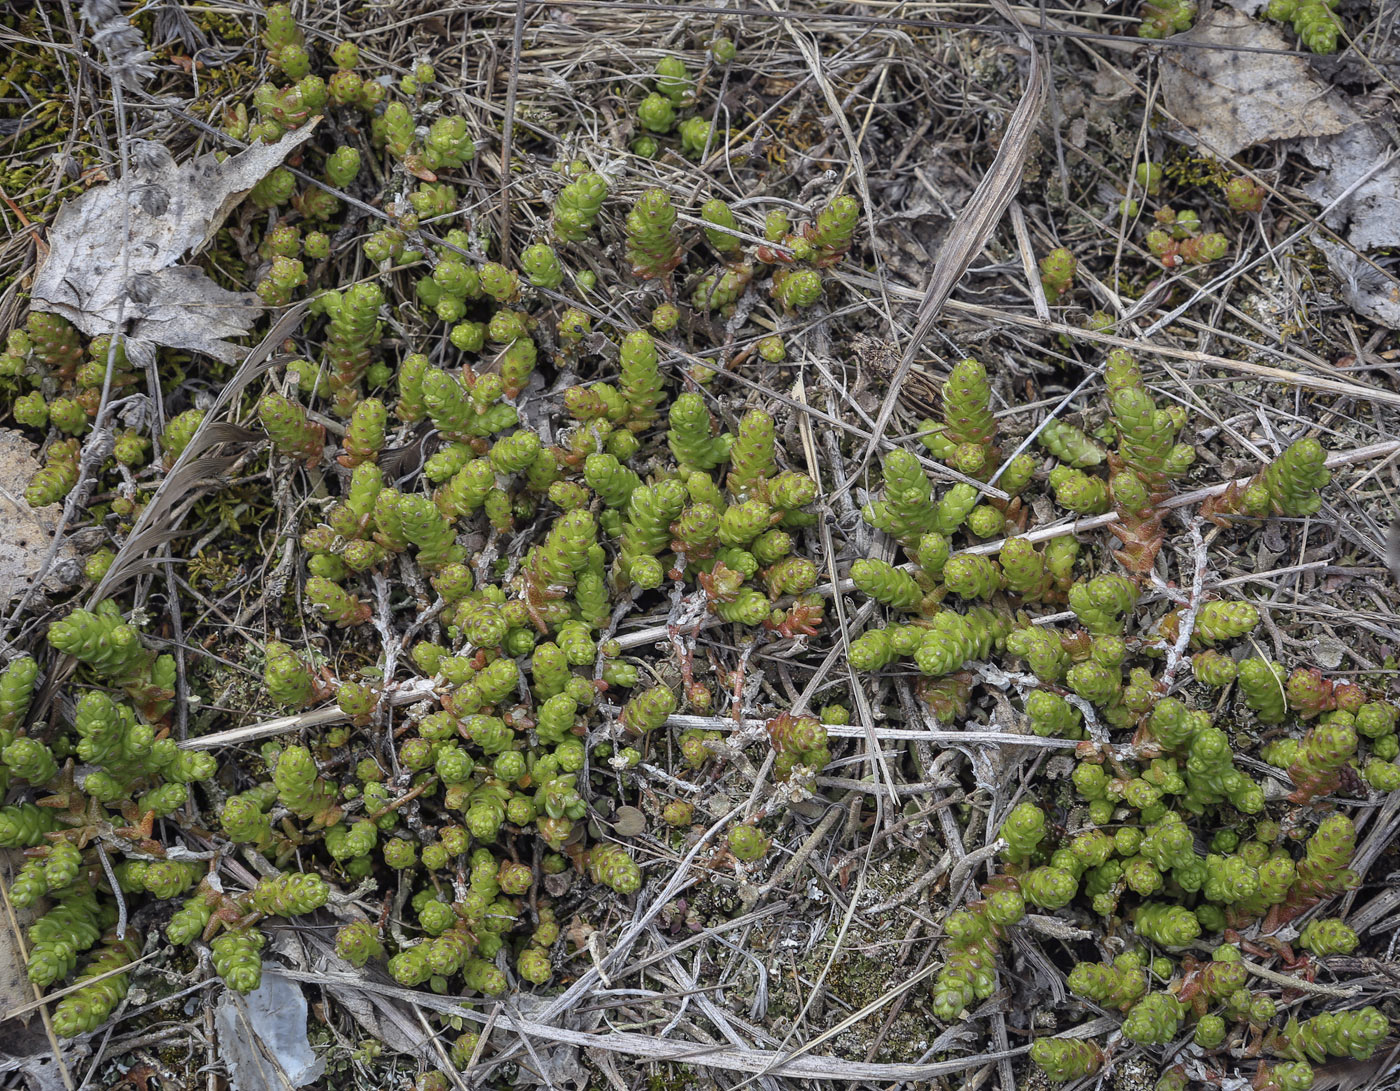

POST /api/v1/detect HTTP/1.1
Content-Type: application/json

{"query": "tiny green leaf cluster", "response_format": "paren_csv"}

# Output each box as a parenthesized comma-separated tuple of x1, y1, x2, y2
(843, 350, 1390, 1083)
(1266, 0, 1342, 52)
(1137, 0, 1196, 38)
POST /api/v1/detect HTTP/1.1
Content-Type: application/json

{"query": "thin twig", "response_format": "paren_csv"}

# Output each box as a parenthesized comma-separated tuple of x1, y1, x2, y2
(95, 843, 127, 940)
(1160, 516, 1208, 690)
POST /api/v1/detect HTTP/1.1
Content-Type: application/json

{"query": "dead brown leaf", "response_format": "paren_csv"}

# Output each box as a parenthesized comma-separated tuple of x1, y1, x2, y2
(30, 124, 317, 365)
(1302, 125, 1400, 249)
(1159, 9, 1358, 160)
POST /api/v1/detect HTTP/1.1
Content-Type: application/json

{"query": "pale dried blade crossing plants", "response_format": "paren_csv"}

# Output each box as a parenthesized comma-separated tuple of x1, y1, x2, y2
(861, 0, 1048, 468)
(89, 303, 310, 605)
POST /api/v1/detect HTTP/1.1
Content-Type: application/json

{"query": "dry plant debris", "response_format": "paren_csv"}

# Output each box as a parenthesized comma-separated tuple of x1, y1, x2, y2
(1158, 10, 1358, 160)
(1, 3, 1400, 1091)
(29, 125, 317, 365)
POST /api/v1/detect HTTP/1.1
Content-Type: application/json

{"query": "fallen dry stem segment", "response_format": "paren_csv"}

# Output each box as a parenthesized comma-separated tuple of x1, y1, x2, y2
(1241, 960, 1361, 999)
(181, 702, 1084, 753)
(276, 969, 1028, 1082)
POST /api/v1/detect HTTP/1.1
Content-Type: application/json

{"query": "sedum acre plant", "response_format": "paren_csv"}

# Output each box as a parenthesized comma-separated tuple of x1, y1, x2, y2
(0, 4, 858, 1016)
(0, 6, 1388, 1090)
(839, 351, 1391, 1085)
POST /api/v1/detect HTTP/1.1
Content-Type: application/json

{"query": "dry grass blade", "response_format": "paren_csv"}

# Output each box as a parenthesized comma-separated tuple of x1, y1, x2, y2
(0, 950, 159, 1023)
(81, 453, 243, 570)
(839, 278, 1400, 408)
(276, 969, 1025, 1082)
(859, 0, 1048, 467)
(87, 302, 309, 605)
(950, 301, 1400, 407)
(0, 874, 76, 1091)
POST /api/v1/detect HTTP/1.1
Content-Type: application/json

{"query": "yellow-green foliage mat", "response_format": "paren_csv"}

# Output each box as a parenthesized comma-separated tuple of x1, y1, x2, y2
(1, 3, 1399, 1091)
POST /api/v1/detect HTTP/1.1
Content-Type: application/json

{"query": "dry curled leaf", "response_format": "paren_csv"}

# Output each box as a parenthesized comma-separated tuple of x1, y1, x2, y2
(316, 978, 431, 1062)
(215, 969, 325, 1091)
(30, 124, 317, 366)
(1302, 125, 1400, 250)
(1160, 9, 1358, 159)
(299, 930, 434, 1062)
(1313, 238, 1400, 330)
